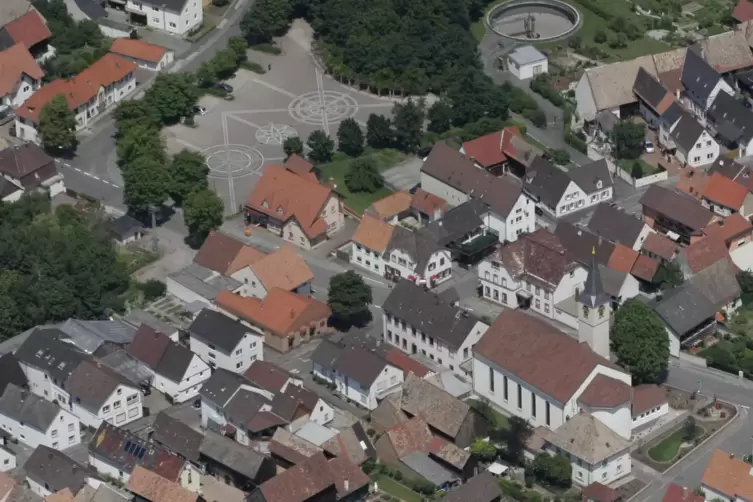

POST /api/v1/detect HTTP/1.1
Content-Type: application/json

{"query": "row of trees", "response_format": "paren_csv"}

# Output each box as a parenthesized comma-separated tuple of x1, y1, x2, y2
(0, 196, 131, 340)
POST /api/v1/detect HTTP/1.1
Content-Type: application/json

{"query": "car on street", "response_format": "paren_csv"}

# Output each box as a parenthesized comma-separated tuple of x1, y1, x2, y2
(645, 138, 655, 153)
(212, 83, 234, 93)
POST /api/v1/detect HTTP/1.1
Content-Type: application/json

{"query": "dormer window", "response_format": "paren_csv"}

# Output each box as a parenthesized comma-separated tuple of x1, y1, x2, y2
(596, 180, 602, 189)
(262, 200, 269, 208)
(276, 206, 283, 214)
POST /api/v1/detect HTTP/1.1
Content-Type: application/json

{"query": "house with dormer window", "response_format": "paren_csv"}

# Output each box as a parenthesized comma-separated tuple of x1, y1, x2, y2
(245, 164, 344, 249)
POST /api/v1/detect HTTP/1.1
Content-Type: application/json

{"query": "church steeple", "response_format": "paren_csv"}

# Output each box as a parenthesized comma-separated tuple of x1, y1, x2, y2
(578, 247, 609, 308)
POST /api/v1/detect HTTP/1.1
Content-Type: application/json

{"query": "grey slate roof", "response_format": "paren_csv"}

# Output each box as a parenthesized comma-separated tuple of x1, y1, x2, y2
(24, 446, 92, 494)
(653, 285, 717, 335)
(311, 339, 344, 370)
(385, 226, 444, 275)
(168, 263, 242, 302)
(682, 48, 722, 103)
(661, 101, 684, 126)
(109, 215, 144, 241)
(400, 451, 458, 486)
(14, 328, 86, 383)
(65, 360, 134, 413)
(224, 388, 269, 425)
(441, 472, 501, 502)
(579, 255, 610, 308)
(58, 319, 137, 354)
(523, 156, 571, 208)
(382, 280, 483, 349)
(0, 384, 60, 432)
(152, 412, 203, 462)
(122, 309, 176, 337)
(708, 156, 752, 182)
(567, 159, 613, 194)
(690, 259, 741, 310)
(200, 430, 271, 481)
(399, 374, 474, 439)
(311, 340, 389, 387)
(188, 308, 251, 353)
(423, 198, 488, 247)
(633, 67, 669, 110)
(136, 0, 190, 13)
(708, 91, 753, 144)
(0, 353, 27, 396)
(587, 203, 645, 247)
(199, 368, 247, 406)
(155, 342, 194, 383)
(508, 45, 546, 65)
(670, 111, 705, 152)
(75, 484, 130, 502)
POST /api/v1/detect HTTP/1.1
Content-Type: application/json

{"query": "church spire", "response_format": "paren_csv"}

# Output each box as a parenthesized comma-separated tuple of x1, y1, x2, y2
(578, 247, 609, 308)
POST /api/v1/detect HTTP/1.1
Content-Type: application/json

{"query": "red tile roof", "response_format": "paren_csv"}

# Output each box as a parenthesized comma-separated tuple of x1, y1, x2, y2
(701, 449, 753, 499)
(4, 11, 51, 49)
(632, 384, 667, 416)
(631, 255, 660, 282)
(734, 0, 753, 22)
(384, 349, 431, 378)
(607, 244, 639, 274)
(245, 164, 334, 239)
(642, 232, 677, 260)
(703, 214, 753, 244)
(0, 43, 43, 97)
(462, 130, 505, 168)
(126, 324, 170, 370)
(578, 374, 632, 408)
(410, 188, 448, 218)
(474, 310, 624, 403)
(702, 173, 749, 210)
(217, 288, 331, 338)
(683, 236, 729, 273)
(351, 215, 394, 253)
(243, 360, 291, 393)
(662, 484, 703, 502)
(110, 38, 168, 64)
(582, 482, 620, 502)
(284, 154, 316, 181)
(17, 53, 136, 123)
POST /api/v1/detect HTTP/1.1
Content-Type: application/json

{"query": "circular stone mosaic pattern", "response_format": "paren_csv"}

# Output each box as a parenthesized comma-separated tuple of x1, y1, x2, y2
(255, 124, 298, 145)
(288, 91, 359, 126)
(203, 144, 264, 179)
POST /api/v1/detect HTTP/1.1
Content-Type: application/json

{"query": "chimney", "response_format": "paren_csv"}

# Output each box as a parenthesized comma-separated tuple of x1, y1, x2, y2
(731, 453, 736, 459)
(683, 488, 688, 500)
(344, 479, 349, 492)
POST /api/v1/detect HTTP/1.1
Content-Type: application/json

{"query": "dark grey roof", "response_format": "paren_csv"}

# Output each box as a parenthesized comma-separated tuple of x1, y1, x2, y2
(554, 222, 615, 266)
(523, 156, 571, 208)
(14, 328, 86, 383)
(568, 159, 613, 194)
(109, 215, 144, 240)
(587, 203, 645, 247)
(708, 156, 751, 181)
(311, 339, 344, 371)
(423, 198, 488, 247)
(333, 347, 389, 387)
(0, 353, 27, 396)
(708, 91, 753, 144)
(382, 280, 482, 349)
(58, 319, 137, 353)
(441, 472, 500, 502)
(138, 0, 190, 13)
(199, 368, 247, 406)
(24, 446, 92, 494)
(598, 264, 628, 299)
(0, 384, 61, 432)
(0, 29, 16, 52)
(689, 259, 741, 310)
(633, 67, 669, 110)
(187, 309, 251, 354)
(653, 285, 717, 335)
(400, 451, 459, 486)
(385, 226, 444, 274)
(579, 254, 610, 308)
(660, 101, 683, 125)
(65, 360, 134, 413)
(152, 412, 203, 462)
(224, 388, 269, 425)
(670, 111, 705, 152)
(639, 185, 715, 233)
(682, 48, 722, 102)
(200, 430, 271, 481)
(596, 110, 619, 133)
(155, 343, 194, 383)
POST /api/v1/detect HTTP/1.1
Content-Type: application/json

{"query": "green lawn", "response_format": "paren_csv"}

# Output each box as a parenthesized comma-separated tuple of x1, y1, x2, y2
(317, 149, 406, 214)
(648, 425, 705, 462)
(376, 476, 423, 502)
(617, 158, 660, 177)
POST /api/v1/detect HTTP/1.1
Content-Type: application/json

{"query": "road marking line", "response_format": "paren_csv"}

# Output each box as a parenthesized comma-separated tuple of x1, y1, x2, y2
(233, 107, 292, 114)
(315, 68, 329, 135)
(742, 405, 750, 410)
(73, 167, 82, 172)
(64, 163, 71, 167)
(175, 138, 202, 151)
(363, 277, 387, 286)
(251, 78, 298, 99)
(372, 305, 383, 309)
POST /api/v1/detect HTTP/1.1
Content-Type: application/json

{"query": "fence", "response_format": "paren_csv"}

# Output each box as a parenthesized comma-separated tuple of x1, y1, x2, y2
(606, 159, 669, 188)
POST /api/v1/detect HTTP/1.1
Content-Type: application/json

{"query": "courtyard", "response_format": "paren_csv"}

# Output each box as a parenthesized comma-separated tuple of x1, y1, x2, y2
(164, 25, 397, 214)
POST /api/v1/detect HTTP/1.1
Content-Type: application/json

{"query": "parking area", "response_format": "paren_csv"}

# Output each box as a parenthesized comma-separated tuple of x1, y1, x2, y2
(163, 23, 396, 214)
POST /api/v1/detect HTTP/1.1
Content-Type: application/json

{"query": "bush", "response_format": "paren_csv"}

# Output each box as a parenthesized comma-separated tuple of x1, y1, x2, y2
(532, 453, 572, 488)
(251, 43, 282, 54)
(139, 279, 166, 301)
(529, 75, 564, 107)
(549, 149, 570, 165)
(240, 60, 266, 74)
(523, 108, 547, 128)
(631, 161, 644, 179)
(187, 22, 216, 42)
(594, 30, 607, 43)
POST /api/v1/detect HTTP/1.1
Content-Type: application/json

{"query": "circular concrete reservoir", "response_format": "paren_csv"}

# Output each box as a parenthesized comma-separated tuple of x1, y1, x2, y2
(487, 0, 580, 42)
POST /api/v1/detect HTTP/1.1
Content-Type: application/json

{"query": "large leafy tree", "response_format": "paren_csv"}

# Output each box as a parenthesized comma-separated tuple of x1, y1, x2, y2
(327, 270, 373, 328)
(183, 189, 224, 244)
(38, 94, 77, 153)
(241, 0, 293, 44)
(533, 453, 572, 488)
(366, 114, 393, 149)
(227, 36, 248, 62)
(114, 99, 161, 132)
(613, 122, 646, 159)
(345, 158, 383, 193)
(337, 118, 364, 157)
(116, 124, 166, 167)
(611, 299, 670, 384)
(169, 150, 209, 206)
(283, 136, 304, 158)
(212, 49, 239, 79)
(145, 73, 199, 124)
(392, 99, 425, 153)
(307, 130, 335, 164)
(427, 100, 454, 134)
(502, 416, 532, 466)
(122, 156, 170, 221)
